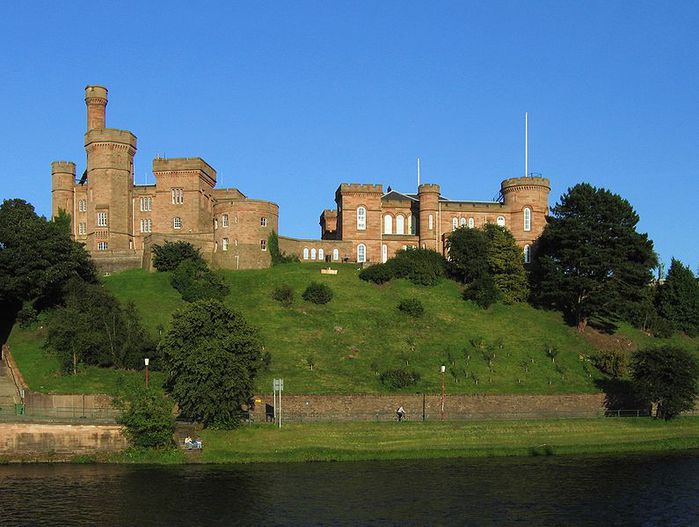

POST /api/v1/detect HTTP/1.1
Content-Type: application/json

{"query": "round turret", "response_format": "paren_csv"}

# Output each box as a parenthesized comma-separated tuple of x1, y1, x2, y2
(51, 160, 76, 220)
(418, 183, 440, 251)
(85, 85, 108, 131)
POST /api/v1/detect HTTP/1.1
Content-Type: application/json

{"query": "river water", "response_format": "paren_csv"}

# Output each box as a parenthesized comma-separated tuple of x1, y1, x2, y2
(1, 453, 698, 526)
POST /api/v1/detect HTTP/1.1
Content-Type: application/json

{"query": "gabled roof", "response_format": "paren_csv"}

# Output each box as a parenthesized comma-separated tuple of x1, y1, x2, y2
(382, 190, 417, 202)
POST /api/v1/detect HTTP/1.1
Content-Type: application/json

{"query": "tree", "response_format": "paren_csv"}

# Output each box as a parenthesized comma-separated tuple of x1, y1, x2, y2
(151, 241, 203, 272)
(447, 227, 489, 283)
(170, 258, 230, 302)
(117, 386, 175, 448)
(631, 346, 699, 420)
(160, 300, 263, 429)
(656, 258, 699, 336)
(530, 184, 656, 331)
(481, 224, 529, 303)
(268, 231, 296, 264)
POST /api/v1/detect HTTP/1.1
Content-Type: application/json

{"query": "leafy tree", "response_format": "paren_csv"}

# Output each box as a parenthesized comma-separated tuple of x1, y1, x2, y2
(631, 346, 699, 420)
(656, 258, 699, 336)
(160, 300, 263, 429)
(463, 274, 499, 309)
(268, 231, 297, 264)
(152, 241, 203, 272)
(447, 227, 489, 283)
(302, 282, 333, 304)
(530, 183, 656, 331)
(170, 259, 229, 302)
(359, 262, 393, 284)
(117, 386, 175, 448)
(359, 248, 446, 286)
(481, 224, 529, 303)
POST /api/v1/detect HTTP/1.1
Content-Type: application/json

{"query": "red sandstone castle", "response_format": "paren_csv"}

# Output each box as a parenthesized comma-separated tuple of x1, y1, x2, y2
(52, 86, 550, 271)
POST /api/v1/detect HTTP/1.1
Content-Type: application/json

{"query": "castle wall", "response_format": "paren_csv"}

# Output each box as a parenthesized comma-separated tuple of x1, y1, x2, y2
(336, 184, 383, 263)
(278, 236, 353, 262)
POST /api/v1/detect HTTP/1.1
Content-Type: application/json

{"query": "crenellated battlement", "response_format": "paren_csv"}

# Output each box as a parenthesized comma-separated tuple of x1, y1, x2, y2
(84, 128, 137, 149)
(51, 161, 76, 174)
(338, 183, 383, 193)
(500, 176, 550, 193)
(418, 183, 441, 194)
(152, 157, 217, 187)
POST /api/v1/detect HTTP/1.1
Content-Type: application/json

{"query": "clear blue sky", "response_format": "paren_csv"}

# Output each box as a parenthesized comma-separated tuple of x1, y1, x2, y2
(1, 1, 697, 270)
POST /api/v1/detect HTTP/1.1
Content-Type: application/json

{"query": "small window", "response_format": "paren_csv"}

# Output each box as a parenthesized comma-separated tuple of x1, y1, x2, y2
(468, 217, 475, 229)
(311, 248, 317, 260)
(382, 244, 388, 263)
(78, 222, 86, 235)
(460, 217, 466, 227)
(173, 217, 182, 229)
(524, 244, 531, 264)
(214, 218, 218, 229)
(139, 219, 152, 233)
(261, 239, 267, 251)
(383, 215, 392, 235)
(78, 199, 87, 212)
(318, 248, 324, 260)
(260, 217, 268, 227)
(97, 241, 108, 251)
(332, 248, 339, 261)
(97, 211, 108, 227)
(223, 214, 229, 227)
(139, 197, 152, 212)
(357, 207, 367, 231)
(523, 208, 532, 231)
(303, 247, 309, 260)
(223, 238, 229, 251)
(171, 188, 184, 205)
(452, 217, 458, 231)
(497, 216, 506, 227)
(396, 215, 405, 235)
(428, 214, 434, 230)
(357, 243, 366, 263)
(215, 241, 218, 252)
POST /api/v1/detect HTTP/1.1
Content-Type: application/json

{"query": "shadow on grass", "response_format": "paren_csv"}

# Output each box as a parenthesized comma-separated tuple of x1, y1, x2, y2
(595, 378, 649, 413)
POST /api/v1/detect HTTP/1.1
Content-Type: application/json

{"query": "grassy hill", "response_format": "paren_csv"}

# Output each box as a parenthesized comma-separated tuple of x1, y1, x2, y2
(7, 263, 698, 395)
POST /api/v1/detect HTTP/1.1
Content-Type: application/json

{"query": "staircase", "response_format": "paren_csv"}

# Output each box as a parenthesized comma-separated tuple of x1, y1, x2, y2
(0, 362, 19, 416)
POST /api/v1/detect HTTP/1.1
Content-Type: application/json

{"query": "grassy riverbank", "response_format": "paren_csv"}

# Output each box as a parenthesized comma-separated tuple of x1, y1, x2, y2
(100, 417, 699, 464)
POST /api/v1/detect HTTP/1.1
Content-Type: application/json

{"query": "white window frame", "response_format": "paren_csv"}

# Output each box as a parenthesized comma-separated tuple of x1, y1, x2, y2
(140, 197, 152, 212)
(357, 243, 366, 263)
(523, 207, 532, 232)
(97, 241, 108, 251)
(452, 217, 458, 231)
(303, 247, 309, 260)
(78, 199, 87, 212)
(173, 217, 182, 230)
(460, 217, 466, 227)
(497, 216, 506, 227)
(382, 244, 388, 263)
(97, 211, 108, 227)
(260, 217, 268, 227)
(357, 207, 367, 231)
(428, 214, 433, 230)
(222, 238, 229, 251)
(383, 214, 392, 235)
(396, 215, 405, 235)
(332, 248, 339, 261)
(78, 222, 86, 235)
(318, 248, 324, 260)
(468, 217, 475, 229)
(223, 214, 229, 227)
(311, 248, 317, 260)
(524, 244, 531, 264)
(261, 239, 267, 251)
(171, 188, 184, 205)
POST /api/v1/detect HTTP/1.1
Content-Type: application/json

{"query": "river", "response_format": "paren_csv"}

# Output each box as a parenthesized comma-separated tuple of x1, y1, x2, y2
(1, 453, 698, 526)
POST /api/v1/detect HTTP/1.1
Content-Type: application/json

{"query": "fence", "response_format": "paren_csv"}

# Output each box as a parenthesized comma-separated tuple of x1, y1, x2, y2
(0, 404, 121, 424)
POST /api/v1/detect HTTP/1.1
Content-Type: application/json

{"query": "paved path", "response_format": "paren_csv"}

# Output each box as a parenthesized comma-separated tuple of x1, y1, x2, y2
(0, 364, 19, 416)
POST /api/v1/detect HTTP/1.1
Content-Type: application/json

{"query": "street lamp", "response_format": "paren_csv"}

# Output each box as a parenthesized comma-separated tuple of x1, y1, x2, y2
(144, 358, 150, 388)
(440, 364, 446, 420)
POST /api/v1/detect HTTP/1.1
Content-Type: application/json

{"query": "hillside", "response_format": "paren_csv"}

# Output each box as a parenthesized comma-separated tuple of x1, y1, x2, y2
(8, 263, 698, 395)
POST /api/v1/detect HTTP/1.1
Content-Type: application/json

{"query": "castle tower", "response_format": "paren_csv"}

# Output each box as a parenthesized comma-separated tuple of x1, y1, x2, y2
(500, 176, 550, 246)
(51, 161, 76, 228)
(335, 183, 383, 263)
(84, 85, 137, 252)
(418, 183, 440, 251)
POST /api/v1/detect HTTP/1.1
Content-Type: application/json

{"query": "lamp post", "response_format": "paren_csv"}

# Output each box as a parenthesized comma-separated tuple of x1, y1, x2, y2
(440, 365, 446, 420)
(144, 358, 150, 388)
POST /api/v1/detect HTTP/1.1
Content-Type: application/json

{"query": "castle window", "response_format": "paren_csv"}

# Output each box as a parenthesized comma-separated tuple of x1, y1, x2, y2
(357, 243, 366, 263)
(78, 199, 87, 212)
(383, 215, 392, 235)
(139, 197, 152, 212)
(318, 248, 324, 260)
(78, 222, 86, 235)
(524, 244, 531, 264)
(428, 214, 433, 230)
(311, 248, 317, 260)
(261, 239, 267, 251)
(382, 244, 388, 263)
(223, 238, 229, 251)
(460, 217, 466, 227)
(235, 239, 238, 246)
(332, 248, 339, 261)
(497, 216, 506, 227)
(97, 241, 108, 251)
(214, 218, 218, 229)
(396, 215, 405, 235)
(452, 217, 458, 231)
(260, 217, 267, 227)
(303, 247, 309, 260)
(171, 188, 184, 205)
(97, 211, 108, 227)
(523, 207, 532, 231)
(223, 214, 229, 227)
(357, 207, 367, 231)
(173, 217, 182, 229)
(468, 217, 475, 229)
(215, 241, 218, 252)
(139, 219, 152, 233)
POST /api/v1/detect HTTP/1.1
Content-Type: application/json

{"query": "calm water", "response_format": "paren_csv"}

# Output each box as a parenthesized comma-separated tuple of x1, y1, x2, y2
(1, 454, 698, 526)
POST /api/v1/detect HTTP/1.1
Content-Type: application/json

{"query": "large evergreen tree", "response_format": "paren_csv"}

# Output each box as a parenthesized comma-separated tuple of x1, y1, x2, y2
(530, 183, 656, 331)
(656, 258, 699, 336)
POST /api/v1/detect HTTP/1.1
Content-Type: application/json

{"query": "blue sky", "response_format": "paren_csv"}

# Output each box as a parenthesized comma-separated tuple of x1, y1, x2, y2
(1, 1, 697, 270)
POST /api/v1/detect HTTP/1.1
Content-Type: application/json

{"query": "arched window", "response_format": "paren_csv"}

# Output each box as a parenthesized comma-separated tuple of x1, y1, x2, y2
(332, 248, 339, 261)
(523, 208, 532, 231)
(318, 248, 325, 261)
(382, 244, 388, 263)
(303, 247, 309, 260)
(524, 244, 531, 264)
(357, 206, 367, 230)
(452, 217, 458, 231)
(468, 217, 475, 229)
(460, 217, 466, 227)
(396, 215, 405, 235)
(357, 243, 366, 263)
(497, 216, 506, 227)
(384, 214, 393, 234)
(311, 248, 317, 260)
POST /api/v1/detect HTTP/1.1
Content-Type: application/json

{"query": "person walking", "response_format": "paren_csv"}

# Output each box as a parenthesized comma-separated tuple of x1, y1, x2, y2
(396, 406, 405, 422)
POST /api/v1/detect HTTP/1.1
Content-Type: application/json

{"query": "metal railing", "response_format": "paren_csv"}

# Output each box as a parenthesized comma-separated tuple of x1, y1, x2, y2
(0, 404, 121, 423)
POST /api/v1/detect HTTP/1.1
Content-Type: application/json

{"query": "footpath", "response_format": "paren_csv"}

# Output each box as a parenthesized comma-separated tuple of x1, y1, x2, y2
(0, 361, 19, 416)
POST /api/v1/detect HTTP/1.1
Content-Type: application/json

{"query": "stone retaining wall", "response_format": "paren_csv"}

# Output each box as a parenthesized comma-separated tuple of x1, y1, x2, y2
(0, 423, 127, 455)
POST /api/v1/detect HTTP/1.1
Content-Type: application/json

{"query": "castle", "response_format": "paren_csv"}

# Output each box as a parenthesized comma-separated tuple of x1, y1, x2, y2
(52, 86, 550, 271)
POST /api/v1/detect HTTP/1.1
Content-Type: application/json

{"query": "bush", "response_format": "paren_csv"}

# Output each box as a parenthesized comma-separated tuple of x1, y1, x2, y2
(171, 259, 230, 302)
(379, 368, 421, 390)
(152, 241, 203, 272)
(117, 387, 175, 448)
(592, 349, 628, 378)
(268, 231, 298, 265)
(272, 284, 294, 307)
(463, 274, 499, 308)
(358, 248, 447, 286)
(17, 302, 38, 328)
(302, 282, 333, 304)
(359, 263, 393, 284)
(397, 298, 424, 318)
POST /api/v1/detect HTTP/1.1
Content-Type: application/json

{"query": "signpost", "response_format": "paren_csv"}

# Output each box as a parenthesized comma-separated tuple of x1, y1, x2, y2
(273, 378, 284, 428)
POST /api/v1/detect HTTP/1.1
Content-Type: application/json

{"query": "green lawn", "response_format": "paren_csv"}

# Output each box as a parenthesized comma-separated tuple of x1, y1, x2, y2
(7, 262, 697, 395)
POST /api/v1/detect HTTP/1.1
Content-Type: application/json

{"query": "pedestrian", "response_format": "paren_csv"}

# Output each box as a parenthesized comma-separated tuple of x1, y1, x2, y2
(396, 406, 405, 422)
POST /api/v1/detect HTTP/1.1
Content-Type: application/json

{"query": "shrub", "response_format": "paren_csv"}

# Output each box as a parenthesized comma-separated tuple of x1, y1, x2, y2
(379, 368, 421, 390)
(17, 302, 38, 328)
(271, 284, 294, 307)
(268, 231, 298, 265)
(152, 241, 203, 272)
(302, 282, 333, 304)
(359, 263, 393, 284)
(117, 387, 175, 448)
(392, 248, 447, 286)
(397, 298, 424, 318)
(592, 349, 628, 378)
(463, 274, 499, 308)
(171, 259, 229, 302)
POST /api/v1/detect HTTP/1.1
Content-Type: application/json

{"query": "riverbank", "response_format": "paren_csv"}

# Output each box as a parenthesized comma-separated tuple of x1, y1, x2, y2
(4, 417, 696, 464)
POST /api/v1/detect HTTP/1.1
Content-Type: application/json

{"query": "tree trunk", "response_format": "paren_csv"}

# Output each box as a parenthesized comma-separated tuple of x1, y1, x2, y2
(577, 318, 588, 332)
